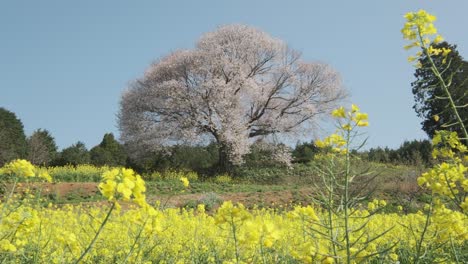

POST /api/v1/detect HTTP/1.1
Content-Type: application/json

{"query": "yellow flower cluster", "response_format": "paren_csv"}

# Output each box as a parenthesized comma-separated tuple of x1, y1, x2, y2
(98, 168, 147, 207)
(315, 133, 347, 154)
(367, 199, 387, 212)
(431, 130, 467, 160)
(287, 205, 320, 222)
(0, 159, 52, 182)
(418, 162, 467, 198)
(331, 104, 369, 128)
(46, 164, 111, 182)
(401, 10, 437, 46)
(214, 174, 233, 184)
(316, 104, 368, 154)
(417, 130, 468, 213)
(148, 169, 199, 181)
(214, 201, 251, 224)
(179, 176, 190, 188)
(402, 10, 451, 65)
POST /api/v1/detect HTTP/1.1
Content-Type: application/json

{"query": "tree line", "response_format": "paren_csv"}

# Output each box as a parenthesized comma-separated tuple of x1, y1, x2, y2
(0, 107, 126, 168)
(1, 106, 434, 174)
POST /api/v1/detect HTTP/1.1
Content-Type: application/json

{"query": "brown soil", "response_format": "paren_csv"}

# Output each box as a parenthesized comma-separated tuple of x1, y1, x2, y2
(13, 182, 100, 197)
(8, 182, 315, 209)
(8, 180, 426, 211)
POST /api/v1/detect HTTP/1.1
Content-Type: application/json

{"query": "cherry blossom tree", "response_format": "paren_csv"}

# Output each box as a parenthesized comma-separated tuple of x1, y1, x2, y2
(119, 24, 345, 170)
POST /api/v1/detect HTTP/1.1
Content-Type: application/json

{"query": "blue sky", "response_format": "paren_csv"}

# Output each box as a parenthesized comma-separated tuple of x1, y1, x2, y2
(1, 1, 467, 150)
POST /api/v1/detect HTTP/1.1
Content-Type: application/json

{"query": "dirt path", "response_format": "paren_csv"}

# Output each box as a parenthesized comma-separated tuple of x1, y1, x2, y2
(9, 182, 315, 209)
(6, 181, 426, 213)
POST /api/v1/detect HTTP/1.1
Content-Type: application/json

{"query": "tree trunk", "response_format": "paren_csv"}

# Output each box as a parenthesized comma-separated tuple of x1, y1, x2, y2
(217, 142, 233, 173)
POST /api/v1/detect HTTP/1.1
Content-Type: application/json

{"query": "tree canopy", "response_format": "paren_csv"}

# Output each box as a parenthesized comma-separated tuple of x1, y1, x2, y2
(54, 141, 90, 166)
(119, 24, 345, 170)
(0, 107, 27, 166)
(27, 129, 58, 166)
(90, 133, 127, 166)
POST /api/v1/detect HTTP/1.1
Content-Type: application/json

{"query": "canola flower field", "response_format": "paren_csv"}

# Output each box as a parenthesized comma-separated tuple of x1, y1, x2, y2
(0, 159, 466, 263)
(0, 9, 467, 264)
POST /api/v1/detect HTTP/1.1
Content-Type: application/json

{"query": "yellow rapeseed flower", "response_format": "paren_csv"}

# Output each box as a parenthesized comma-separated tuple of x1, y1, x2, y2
(1, 159, 53, 182)
(98, 168, 148, 207)
(402, 10, 452, 67)
(322, 256, 334, 264)
(331, 106, 346, 118)
(180, 177, 190, 188)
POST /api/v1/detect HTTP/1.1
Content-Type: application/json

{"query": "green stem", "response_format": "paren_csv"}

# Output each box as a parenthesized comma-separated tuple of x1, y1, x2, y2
(32, 218, 43, 263)
(74, 201, 115, 264)
(442, 170, 465, 214)
(0, 177, 19, 226)
(344, 130, 352, 264)
(327, 165, 337, 257)
(414, 198, 432, 264)
(122, 217, 149, 264)
(449, 236, 460, 263)
(230, 216, 240, 264)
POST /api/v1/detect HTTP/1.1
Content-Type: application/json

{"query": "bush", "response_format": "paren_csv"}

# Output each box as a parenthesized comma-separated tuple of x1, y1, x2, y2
(144, 170, 199, 182)
(46, 164, 110, 182)
(213, 174, 233, 184)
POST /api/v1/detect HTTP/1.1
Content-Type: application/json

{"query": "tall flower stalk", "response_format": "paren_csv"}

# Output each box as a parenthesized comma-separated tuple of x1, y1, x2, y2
(74, 168, 148, 263)
(402, 10, 467, 142)
(402, 9, 468, 262)
(314, 104, 394, 263)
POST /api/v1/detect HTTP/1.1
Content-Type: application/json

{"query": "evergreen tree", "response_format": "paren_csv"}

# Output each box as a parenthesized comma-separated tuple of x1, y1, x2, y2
(0, 108, 27, 166)
(55, 141, 90, 166)
(412, 42, 468, 140)
(90, 133, 127, 166)
(292, 141, 319, 163)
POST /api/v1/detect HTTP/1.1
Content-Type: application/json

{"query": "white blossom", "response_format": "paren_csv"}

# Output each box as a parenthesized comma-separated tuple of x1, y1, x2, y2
(119, 24, 345, 166)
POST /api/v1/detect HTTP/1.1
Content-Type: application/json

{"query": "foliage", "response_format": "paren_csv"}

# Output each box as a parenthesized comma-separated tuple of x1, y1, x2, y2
(27, 129, 58, 166)
(89, 133, 127, 167)
(395, 139, 433, 166)
(158, 144, 218, 171)
(242, 140, 293, 168)
(213, 174, 233, 184)
(292, 141, 319, 163)
(54, 141, 90, 166)
(45, 164, 111, 182)
(185, 192, 223, 211)
(365, 139, 433, 166)
(233, 166, 293, 184)
(126, 143, 218, 174)
(0, 108, 27, 166)
(119, 24, 345, 170)
(145, 169, 199, 182)
(411, 42, 468, 140)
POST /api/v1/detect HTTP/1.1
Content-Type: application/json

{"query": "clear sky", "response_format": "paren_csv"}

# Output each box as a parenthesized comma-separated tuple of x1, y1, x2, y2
(1, 1, 467, 150)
